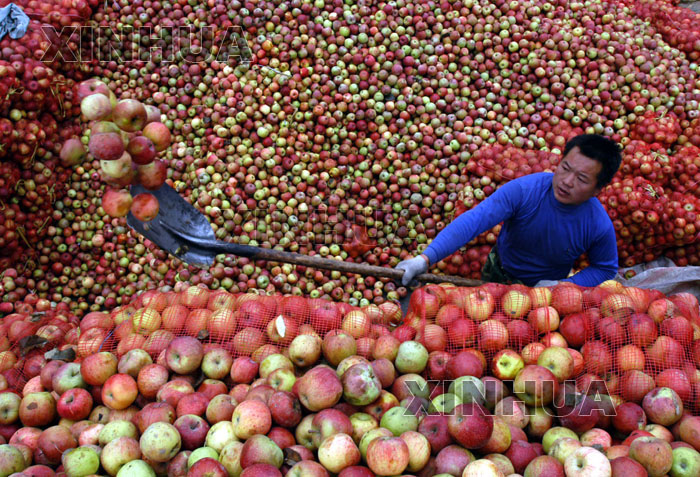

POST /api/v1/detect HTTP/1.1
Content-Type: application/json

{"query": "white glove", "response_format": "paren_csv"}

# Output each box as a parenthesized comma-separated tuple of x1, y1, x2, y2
(396, 255, 429, 287)
(534, 279, 560, 287)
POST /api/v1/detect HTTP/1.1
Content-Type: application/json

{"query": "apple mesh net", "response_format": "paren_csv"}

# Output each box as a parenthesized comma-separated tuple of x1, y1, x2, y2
(2, 281, 699, 421)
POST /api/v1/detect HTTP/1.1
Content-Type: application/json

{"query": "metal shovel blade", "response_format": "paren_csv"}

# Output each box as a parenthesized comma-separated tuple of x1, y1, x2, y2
(126, 183, 218, 267)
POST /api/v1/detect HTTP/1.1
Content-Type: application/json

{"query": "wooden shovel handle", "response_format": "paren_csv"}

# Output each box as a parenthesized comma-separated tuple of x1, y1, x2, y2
(211, 241, 483, 287)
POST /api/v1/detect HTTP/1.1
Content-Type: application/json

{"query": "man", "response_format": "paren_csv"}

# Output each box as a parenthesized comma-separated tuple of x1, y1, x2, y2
(396, 134, 623, 288)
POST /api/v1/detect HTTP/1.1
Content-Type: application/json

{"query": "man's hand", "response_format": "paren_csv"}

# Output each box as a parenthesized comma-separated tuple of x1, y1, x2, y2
(395, 255, 429, 287)
(534, 279, 560, 287)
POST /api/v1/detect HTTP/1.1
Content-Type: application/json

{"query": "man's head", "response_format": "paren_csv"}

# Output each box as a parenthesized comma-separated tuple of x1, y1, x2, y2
(552, 134, 622, 205)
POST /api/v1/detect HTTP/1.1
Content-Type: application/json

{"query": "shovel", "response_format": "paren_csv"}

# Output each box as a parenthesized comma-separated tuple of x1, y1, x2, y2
(126, 183, 483, 314)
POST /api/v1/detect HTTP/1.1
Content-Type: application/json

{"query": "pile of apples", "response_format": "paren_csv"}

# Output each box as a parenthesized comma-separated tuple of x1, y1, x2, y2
(1, 281, 700, 476)
(62, 79, 174, 222)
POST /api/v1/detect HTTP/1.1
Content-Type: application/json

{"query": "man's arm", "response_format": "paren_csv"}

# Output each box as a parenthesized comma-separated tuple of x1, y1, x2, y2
(423, 179, 523, 265)
(562, 224, 618, 287)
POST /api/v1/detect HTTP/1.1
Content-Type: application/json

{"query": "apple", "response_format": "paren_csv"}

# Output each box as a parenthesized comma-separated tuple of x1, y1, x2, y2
(644, 423, 674, 443)
(478, 416, 511, 454)
(165, 336, 204, 375)
(372, 335, 400, 361)
(563, 447, 611, 477)
(267, 391, 302, 428)
(447, 402, 493, 449)
(136, 364, 169, 400)
(580, 428, 612, 449)
(115, 459, 155, 477)
(173, 414, 209, 450)
(188, 457, 228, 477)
(82, 93, 113, 120)
(230, 357, 259, 384)
(494, 396, 529, 429)
(609, 456, 648, 477)
(366, 436, 409, 476)
(52, 363, 87, 395)
(348, 412, 378, 445)
(295, 365, 343, 412)
(461, 459, 503, 477)
(465, 289, 495, 321)
(341, 363, 382, 407)
(288, 334, 322, 368)
(642, 387, 684, 426)
(98, 420, 139, 445)
(559, 313, 593, 348)
(506, 440, 539, 474)
(548, 437, 582, 465)
(491, 350, 525, 381)
(514, 365, 559, 407)
(620, 370, 656, 404)
(113, 99, 148, 132)
(133, 402, 176, 434)
(139, 422, 181, 463)
(310, 409, 353, 448)
(19, 392, 56, 427)
(370, 359, 396, 389)
(38, 425, 78, 464)
(0, 444, 25, 476)
(76, 78, 111, 102)
(102, 374, 138, 411)
(135, 159, 168, 190)
(417, 414, 451, 454)
(445, 350, 484, 379)
(317, 433, 361, 474)
(142, 122, 172, 152)
(536, 347, 574, 382)
(679, 416, 700, 451)
(554, 388, 600, 434)
(130, 193, 160, 222)
(612, 402, 647, 435)
(528, 306, 560, 334)
(126, 135, 156, 165)
(218, 441, 243, 477)
(447, 376, 485, 406)
(628, 436, 673, 477)
(287, 460, 330, 477)
(57, 388, 93, 421)
(204, 394, 236, 425)
(670, 446, 700, 477)
(322, 333, 357, 367)
(0, 392, 20, 425)
(240, 434, 283, 469)
(478, 319, 509, 352)
(232, 399, 271, 440)
(655, 368, 692, 403)
(118, 349, 153, 378)
(434, 445, 475, 476)
(523, 455, 565, 477)
(428, 392, 461, 414)
(379, 406, 418, 436)
(100, 436, 141, 476)
(447, 319, 477, 348)
(502, 290, 531, 319)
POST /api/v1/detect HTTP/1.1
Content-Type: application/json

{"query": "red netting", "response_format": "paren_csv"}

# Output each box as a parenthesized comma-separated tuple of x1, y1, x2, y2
(3, 282, 698, 417)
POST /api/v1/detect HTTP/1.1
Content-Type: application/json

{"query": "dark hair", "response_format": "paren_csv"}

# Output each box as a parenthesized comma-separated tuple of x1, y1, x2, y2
(562, 134, 622, 188)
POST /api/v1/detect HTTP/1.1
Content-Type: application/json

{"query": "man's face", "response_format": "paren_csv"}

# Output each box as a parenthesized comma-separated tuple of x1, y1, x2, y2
(552, 147, 603, 205)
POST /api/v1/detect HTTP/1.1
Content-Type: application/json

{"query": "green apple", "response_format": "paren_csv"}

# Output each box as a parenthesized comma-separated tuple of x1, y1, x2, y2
(671, 447, 700, 477)
(379, 406, 418, 436)
(542, 426, 579, 454)
(394, 341, 429, 374)
(187, 447, 219, 468)
(62, 446, 100, 477)
(428, 392, 462, 414)
(259, 354, 294, 379)
(116, 459, 156, 477)
(205, 421, 237, 453)
(448, 376, 485, 405)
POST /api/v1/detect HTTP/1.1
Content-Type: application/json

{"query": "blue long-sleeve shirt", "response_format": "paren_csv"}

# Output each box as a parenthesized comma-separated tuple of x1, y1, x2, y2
(424, 173, 618, 287)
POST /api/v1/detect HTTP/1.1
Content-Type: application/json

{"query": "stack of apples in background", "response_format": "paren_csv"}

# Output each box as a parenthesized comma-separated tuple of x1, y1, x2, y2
(61, 79, 174, 222)
(0, 280, 699, 476)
